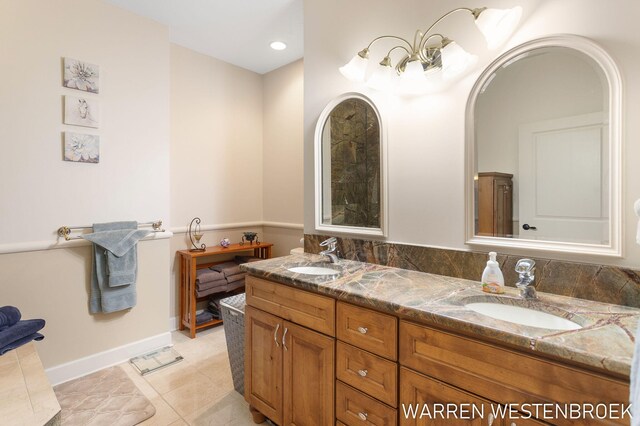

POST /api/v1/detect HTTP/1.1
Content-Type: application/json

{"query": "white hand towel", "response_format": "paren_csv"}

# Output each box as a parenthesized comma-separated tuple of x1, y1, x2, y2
(635, 199, 640, 245)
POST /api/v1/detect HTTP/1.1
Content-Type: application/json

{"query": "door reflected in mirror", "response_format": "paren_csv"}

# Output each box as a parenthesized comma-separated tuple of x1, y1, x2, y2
(466, 35, 622, 256)
(475, 46, 609, 244)
(315, 93, 387, 237)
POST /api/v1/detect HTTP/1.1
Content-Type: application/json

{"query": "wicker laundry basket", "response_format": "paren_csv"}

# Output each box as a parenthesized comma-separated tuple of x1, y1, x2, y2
(220, 293, 246, 395)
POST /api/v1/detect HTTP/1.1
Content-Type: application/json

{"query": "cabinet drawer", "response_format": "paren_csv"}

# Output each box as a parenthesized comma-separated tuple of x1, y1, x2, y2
(400, 367, 495, 426)
(399, 321, 629, 426)
(337, 302, 397, 360)
(337, 342, 398, 407)
(246, 275, 335, 336)
(336, 381, 397, 426)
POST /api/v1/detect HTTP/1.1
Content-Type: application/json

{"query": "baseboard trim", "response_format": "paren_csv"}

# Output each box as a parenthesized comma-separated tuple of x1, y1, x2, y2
(45, 331, 172, 386)
(170, 316, 180, 331)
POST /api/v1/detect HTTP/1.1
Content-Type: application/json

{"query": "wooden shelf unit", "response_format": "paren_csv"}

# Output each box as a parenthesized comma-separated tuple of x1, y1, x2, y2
(177, 242, 273, 338)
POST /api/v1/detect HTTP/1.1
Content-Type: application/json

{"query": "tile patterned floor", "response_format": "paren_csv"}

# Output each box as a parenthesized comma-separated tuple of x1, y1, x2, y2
(117, 326, 261, 426)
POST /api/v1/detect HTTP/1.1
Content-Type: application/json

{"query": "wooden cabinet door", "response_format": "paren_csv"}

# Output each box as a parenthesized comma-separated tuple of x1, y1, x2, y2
(283, 320, 335, 426)
(245, 306, 283, 425)
(400, 367, 500, 426)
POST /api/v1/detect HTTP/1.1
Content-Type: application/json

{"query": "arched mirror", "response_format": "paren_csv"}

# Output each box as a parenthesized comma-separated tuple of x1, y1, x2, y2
(465, 35, 622, 256)
(315, 92, 387, 237)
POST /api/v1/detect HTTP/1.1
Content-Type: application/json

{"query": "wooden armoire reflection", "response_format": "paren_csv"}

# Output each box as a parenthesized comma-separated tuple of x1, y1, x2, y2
(477, 172, 513, 237)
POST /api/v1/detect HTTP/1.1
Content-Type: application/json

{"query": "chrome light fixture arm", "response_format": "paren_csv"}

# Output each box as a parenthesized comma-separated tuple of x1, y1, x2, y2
(338, 5, 521, 91)
(420, 7, 478, 43)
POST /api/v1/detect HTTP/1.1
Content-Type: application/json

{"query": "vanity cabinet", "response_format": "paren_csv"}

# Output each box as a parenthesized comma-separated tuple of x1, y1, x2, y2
(399, 321, 627, 426)
(244, 274, 629, 426)
(245, 276, 335, 426)
(477, 172, 513, 237)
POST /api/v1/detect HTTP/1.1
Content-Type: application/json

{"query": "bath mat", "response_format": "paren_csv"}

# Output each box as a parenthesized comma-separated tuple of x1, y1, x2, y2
(54, 366, 155, 426)
(129, 345, 183, 376)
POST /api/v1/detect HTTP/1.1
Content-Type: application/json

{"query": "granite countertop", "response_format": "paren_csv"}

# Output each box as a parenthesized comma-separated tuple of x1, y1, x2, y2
(241, 253, 640, 379)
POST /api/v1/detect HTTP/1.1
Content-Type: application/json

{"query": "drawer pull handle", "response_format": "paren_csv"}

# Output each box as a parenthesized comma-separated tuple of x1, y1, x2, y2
(357, 369, 368, 377)
(487, 414, 494, 426)
(282, 327, 288, 351)
(357, 326, 368, 334)
(358, 412, 368, 421)
(274, 323, 280, 347)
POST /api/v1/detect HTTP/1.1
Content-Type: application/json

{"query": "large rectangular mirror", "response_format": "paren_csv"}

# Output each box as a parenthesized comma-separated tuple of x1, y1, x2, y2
(314, 92, 387, 237)
(465, 35, 622, 256)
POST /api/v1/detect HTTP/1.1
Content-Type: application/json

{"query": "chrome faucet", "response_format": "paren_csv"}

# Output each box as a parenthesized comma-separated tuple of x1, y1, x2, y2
(515, 259, 536, 299)
(319, 237, 339, 263)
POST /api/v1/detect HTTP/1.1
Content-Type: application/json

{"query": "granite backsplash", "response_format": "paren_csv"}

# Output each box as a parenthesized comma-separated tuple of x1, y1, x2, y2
(304, 234, 640, 308)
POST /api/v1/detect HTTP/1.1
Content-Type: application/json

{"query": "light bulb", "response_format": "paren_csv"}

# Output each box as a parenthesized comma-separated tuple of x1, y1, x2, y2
(475, 6, 522, 50)
(339, 50, 370, 82)
(441, 42, 477, 80)
(398, 60, 429, 95)
(367, 61, 398, 92)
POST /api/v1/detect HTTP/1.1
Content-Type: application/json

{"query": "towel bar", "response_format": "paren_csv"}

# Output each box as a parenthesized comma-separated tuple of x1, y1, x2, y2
(57, 220, 164, 241)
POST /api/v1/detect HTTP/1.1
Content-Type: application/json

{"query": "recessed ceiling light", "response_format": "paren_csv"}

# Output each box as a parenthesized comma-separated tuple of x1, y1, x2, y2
(270, 41, 287, 51)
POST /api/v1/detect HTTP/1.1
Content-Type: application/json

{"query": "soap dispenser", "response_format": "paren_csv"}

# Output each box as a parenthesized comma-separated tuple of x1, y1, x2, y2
(481, 252, 505, 294)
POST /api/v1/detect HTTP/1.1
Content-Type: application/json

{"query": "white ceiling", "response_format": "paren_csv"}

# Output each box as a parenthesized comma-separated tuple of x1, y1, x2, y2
(104, 0, 303, 74)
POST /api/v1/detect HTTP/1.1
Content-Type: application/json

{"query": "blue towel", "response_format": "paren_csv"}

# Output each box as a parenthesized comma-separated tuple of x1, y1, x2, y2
(0, 306, 21, 331)
(83, 228, 151, 287)
(83, 221, 149, 314)
(0, 333, 44, 355)
(0, 319, 45, 351)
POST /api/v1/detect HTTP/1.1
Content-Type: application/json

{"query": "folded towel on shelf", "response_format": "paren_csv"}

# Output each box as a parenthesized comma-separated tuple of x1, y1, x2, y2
(225, 280, 245, 293)
(196, 286, 224, 299)
(84, 221, 148, 314)
(0, 319, 45, 354)
(196, 269, 225, 284)
(196, 279, 228, 292)
(197, 279, 246, 298)
(226, 272, 246, 284)
(207, 305, 220, 319)
(235, 255, 261, 264)
(0, 306, 21, 331)
(210, 262, 242, 277)
(195, 311, 214, 325)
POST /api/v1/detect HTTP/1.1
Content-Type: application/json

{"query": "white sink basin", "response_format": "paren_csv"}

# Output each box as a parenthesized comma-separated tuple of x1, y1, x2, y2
(287, 266, 339, 276)
(464, 302, 582, 331)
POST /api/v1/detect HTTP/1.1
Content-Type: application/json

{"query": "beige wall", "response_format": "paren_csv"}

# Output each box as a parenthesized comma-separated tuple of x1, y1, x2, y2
(262, 59, 305, 257)
(0, 239, 170, 369)
(0, 0, 170, 246)
(0, 0, 171, 372)
(263, 59, 305, 225)
(0, 0, 304, 372)
(168, 53, 304, 321)
(304, 0, 640, 268)
(170, 44, 264, 228)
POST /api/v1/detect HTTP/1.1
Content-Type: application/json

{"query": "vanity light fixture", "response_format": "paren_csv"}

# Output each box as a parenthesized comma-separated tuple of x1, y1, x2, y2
(339, 6, 522, 93)
(270, 41, 287, 51)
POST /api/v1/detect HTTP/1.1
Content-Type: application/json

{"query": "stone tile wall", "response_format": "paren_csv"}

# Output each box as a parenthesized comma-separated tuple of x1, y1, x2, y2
(327, 99, 380, 227)
(305, 234, 640, 308)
